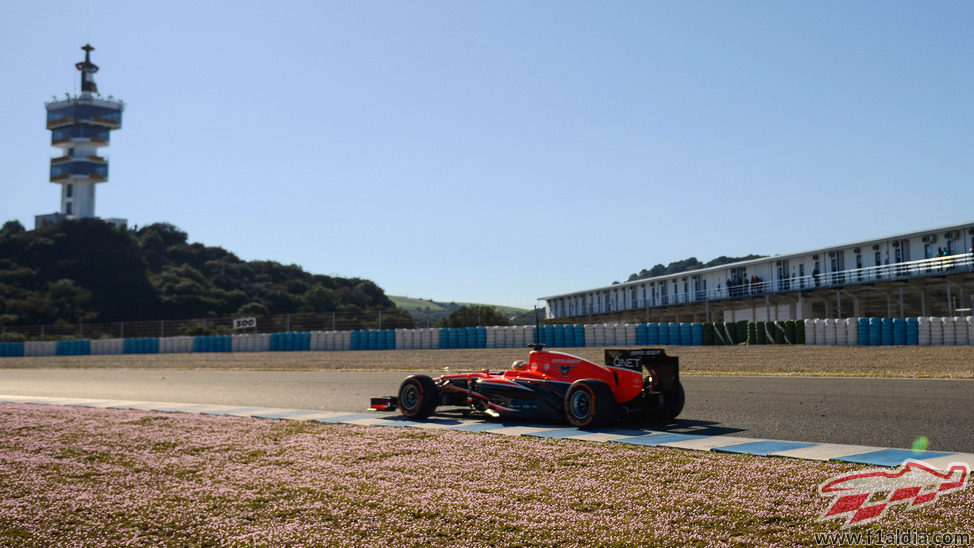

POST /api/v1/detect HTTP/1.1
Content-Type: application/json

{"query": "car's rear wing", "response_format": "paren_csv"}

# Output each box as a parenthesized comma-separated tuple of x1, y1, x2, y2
(604, 348, 679, 390)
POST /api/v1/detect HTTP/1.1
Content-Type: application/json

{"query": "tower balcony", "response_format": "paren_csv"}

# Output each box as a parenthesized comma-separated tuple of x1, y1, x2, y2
(48, 116, 120, 130)
(52, 136, 108, 147)
(51, 131, 110, 148)
(50, 173, 107, 183)
(51, 154, 106, 165)
(89, 116, 120, 128)
(50, 160, 108, 183)
(46, 116, 75, 129)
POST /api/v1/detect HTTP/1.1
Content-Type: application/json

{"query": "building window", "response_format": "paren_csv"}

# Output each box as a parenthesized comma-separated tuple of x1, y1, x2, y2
(66, 184, 73, 198)
(65, 201, 73, 215)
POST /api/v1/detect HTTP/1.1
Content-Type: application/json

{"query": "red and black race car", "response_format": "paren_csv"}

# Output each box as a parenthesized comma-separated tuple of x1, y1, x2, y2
(371, 346, 684, 428)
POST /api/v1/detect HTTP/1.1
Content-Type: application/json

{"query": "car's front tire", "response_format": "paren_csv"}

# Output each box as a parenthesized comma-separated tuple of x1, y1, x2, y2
(564, 379, 616, 429)
(398, 375, 438, 419)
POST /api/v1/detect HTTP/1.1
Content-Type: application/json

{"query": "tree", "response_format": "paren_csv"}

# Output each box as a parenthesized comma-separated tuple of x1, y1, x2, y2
(303, 285, 338, 312)
(236, 302, 269, 316)
(0, 217, 403, 325)
(1, 220, 25, 236)
(627, 254, 768, 281)
(436, 305, 511, 328)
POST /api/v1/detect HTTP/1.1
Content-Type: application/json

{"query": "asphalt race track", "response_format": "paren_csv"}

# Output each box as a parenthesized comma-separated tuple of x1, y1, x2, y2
(0, 369, 971, 453)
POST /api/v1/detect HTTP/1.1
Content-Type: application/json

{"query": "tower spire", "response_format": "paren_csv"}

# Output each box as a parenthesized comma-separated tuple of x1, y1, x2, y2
(75, 43, 99, 93)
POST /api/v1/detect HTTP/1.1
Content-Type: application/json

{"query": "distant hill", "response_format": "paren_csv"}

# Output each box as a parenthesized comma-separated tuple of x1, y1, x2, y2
(625, 254, 767, 282)
(390, 296, 533, 326)
(0, 219, 411, 327)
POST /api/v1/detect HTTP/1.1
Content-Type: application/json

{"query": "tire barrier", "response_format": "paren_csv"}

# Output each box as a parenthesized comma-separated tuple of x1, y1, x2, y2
(270, 331, 311, 352)
(892, 319, 907, 345)
(352, 329, 396, 351)
(2, 317, 971, 358)
(24, 341, 57, 356)
(56, 339, 90, 356)
(124, 337, 160, 354)
(857, 318, 870, 345)
(906, 317, 920, 345)
(159, 336, 194, 353)
(193, 335, 232, 353)
(0, 342, 24, 357)
(91, 338, 124, 355)
(232, 333, 271, 353)
(929, 318, 944, 346)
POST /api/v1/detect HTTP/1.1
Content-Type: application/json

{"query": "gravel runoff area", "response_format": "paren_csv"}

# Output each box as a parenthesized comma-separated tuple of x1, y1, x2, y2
(2, 345, 973, 378)
(2, 402, 972, 547)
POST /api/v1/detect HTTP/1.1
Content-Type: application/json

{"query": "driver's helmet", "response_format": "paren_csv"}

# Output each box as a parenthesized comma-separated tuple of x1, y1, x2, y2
(511, 360, 529, 371)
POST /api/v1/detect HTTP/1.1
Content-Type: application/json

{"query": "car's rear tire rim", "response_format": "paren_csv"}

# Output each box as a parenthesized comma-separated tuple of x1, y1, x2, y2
(401, 383, 420, 412)
(569, 389, 592, 420)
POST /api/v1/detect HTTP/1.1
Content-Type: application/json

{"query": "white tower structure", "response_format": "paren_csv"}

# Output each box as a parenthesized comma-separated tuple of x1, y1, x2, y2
(36, 44, 126, 228)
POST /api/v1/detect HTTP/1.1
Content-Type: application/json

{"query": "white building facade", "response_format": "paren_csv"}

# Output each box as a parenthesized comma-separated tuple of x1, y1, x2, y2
(541, 222, 974, 322)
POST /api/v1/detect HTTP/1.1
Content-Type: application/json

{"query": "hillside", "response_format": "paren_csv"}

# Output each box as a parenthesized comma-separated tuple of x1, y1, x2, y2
(390, 296, 533, 326)
(0, 219, 412, 328)
(626, 254, 768, 282)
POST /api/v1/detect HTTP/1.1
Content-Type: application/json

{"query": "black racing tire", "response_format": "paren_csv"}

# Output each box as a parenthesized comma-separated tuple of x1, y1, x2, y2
(398, 375, 438, 420)
(564, 379, 616, 429)
(659, 381, 685, 420)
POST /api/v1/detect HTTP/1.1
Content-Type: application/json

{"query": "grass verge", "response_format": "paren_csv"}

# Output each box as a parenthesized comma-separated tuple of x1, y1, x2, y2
(1, 402, 971, 547)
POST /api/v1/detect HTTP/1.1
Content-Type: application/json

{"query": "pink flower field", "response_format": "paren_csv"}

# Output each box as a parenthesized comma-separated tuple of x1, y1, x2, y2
(0, 402, 970, 547)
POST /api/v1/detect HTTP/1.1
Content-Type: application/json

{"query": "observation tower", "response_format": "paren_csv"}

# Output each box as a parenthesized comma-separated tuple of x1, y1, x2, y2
(36, 44, 126, 228)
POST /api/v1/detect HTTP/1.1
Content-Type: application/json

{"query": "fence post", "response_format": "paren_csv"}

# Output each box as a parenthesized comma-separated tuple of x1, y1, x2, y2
(41, 325, 45, 341)
(80, 323, 84, 338)
(378, 310, 382, 330)
(286, 313, 291, 332)
(331, 312, 336, 331)
(202, 318, 207, 334)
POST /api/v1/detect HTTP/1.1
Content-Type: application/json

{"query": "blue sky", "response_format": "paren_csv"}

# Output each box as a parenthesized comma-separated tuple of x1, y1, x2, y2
(3, 1, 972, 309)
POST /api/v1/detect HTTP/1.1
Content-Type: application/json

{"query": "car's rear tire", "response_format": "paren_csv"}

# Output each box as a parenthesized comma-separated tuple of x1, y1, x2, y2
(659, 381, 685, 420)
(565, 379, 616, 429)
(398, 375, 438, 419)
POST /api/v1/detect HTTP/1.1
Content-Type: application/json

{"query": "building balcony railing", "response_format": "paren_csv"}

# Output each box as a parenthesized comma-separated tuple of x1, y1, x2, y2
(89, 116, 120, 128)
(551, 253, 974, 318)
(46, 116, 75, 129)
(50, 155, 107, 165)
(48, 117, 120, 130)
(51, 136, 108, 146)
(49, 173, 107, 183)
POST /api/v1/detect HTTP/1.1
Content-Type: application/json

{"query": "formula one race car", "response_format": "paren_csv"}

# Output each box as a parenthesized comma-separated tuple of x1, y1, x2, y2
(370, 346, 684, 428)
